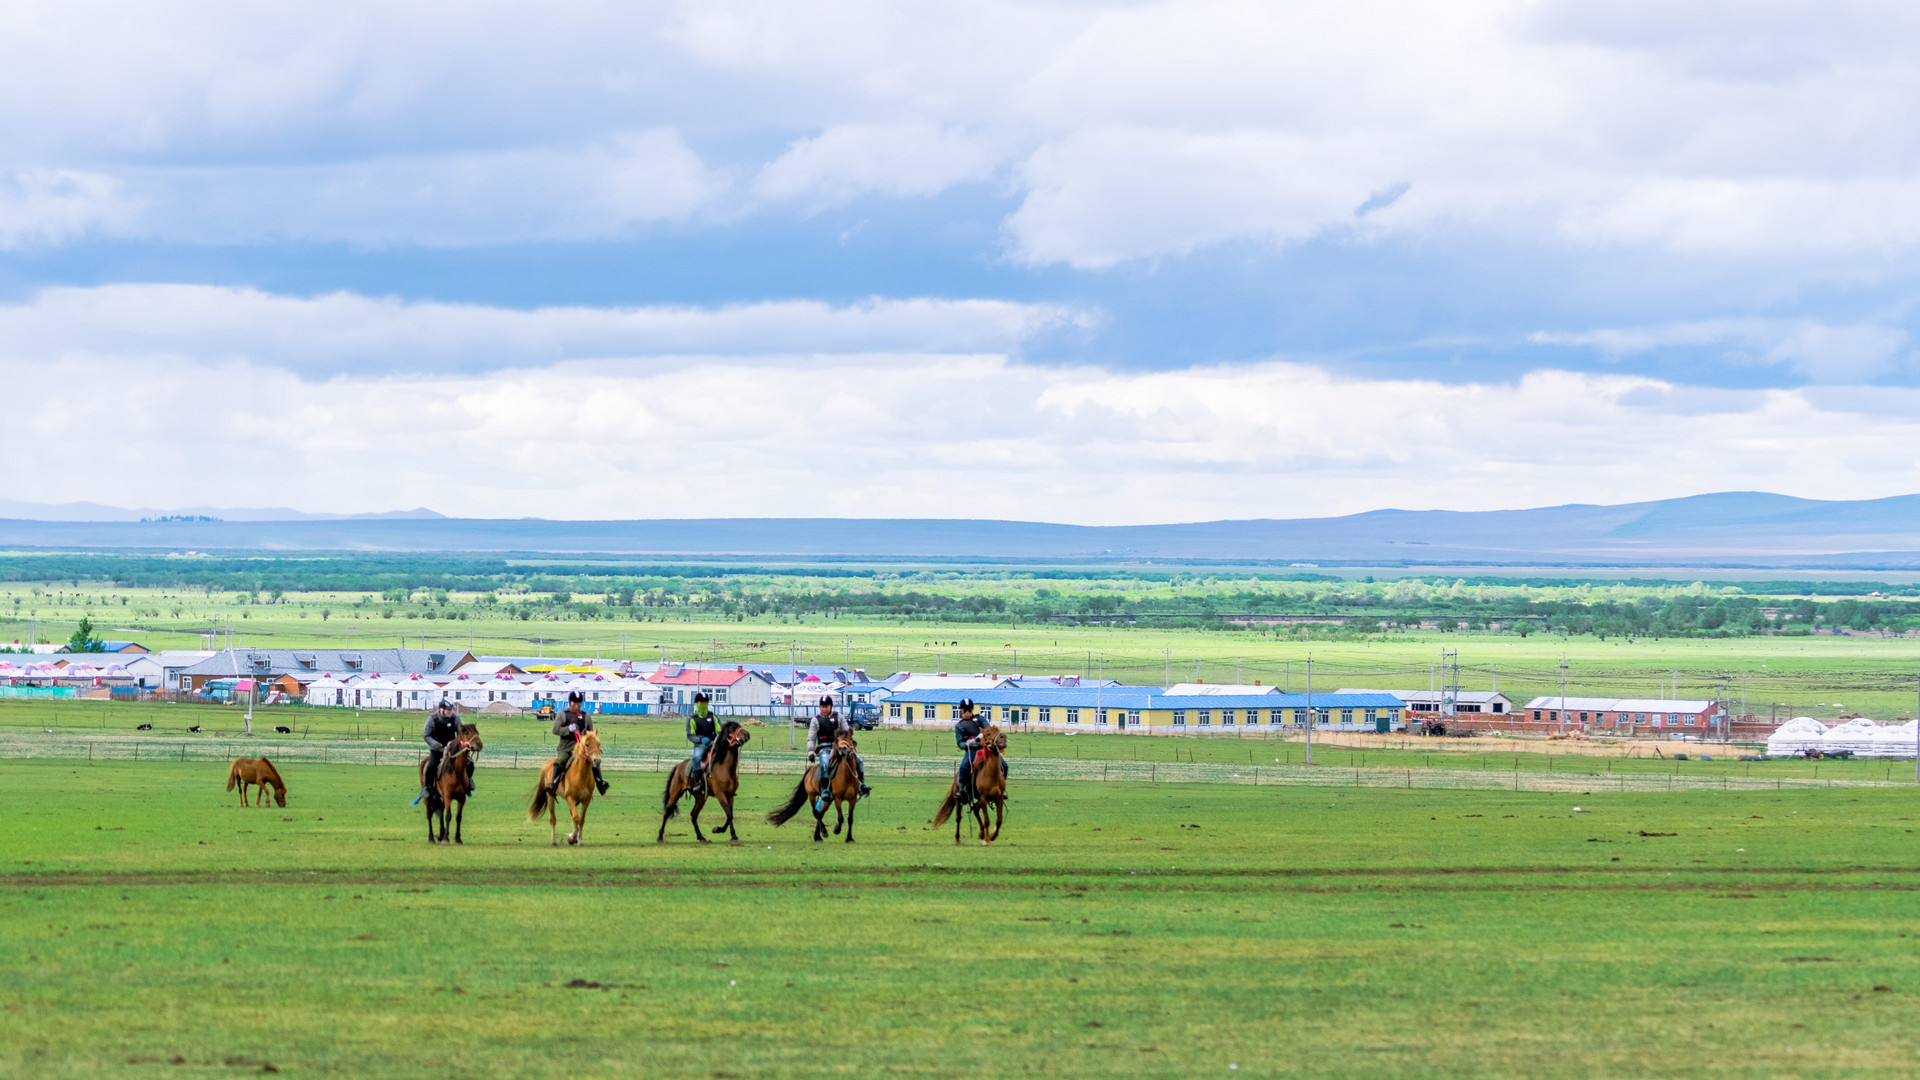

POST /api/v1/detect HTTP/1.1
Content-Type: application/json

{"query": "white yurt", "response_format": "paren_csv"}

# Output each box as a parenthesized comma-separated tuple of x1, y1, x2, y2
(1766, 716, 1829, 756)
(1820, 717, 1882, 756)
(1866, 719, 1919, 759)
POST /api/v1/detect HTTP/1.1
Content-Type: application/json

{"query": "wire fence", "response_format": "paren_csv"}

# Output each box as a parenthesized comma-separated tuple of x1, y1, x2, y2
(1, 733, 1899, 793)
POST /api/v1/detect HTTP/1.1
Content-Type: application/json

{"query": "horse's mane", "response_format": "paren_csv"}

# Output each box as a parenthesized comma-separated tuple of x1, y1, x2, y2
(257, 756, 284, 787)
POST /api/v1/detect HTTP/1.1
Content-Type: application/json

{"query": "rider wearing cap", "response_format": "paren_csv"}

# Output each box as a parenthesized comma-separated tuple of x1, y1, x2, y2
(807, 694, 869, 810)
(547, 691, 610, 796)
(685, 691, 719, 792)
(953, 698, 989, 804)
(422, 698, 469, 795)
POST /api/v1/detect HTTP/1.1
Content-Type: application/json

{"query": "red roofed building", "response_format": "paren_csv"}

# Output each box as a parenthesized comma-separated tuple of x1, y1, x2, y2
(647, 664, 775, 711)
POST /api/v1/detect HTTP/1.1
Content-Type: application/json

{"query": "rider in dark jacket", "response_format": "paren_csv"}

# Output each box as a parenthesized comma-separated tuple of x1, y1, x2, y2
(954, 699, 988, 803)
(422, 699, 469, 793)
(807, 695, 869, 810)
(547, 691, 609, 796)
(685, 692, 718, 791)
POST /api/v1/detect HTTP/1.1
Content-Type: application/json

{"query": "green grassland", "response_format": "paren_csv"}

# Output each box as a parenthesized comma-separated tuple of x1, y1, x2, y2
(7, 698, 1920, 787)
(6, 758, 1920, 1077)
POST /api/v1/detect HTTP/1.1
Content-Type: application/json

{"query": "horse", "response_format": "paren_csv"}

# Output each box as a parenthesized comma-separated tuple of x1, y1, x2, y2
(768, 731, 863, 842)
(226, 757, 287, 807)
(658, 721, 751, 844)
(419, 723, 483, 845)
(528, 729, 601, 847)
(932, 725, 1007, 845)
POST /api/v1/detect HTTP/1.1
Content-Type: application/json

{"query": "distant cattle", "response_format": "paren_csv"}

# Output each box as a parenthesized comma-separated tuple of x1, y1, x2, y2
(188, 725, 203, 733)
(274, 726, 292, 734)
(135, 723, 153, 731)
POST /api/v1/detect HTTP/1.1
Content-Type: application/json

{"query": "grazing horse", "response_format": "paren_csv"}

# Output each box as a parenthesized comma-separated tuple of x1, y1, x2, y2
(419, 723, 483, 845)
(932, 725, 1007, 845)
(658, 721, 750, 844)
(529, 729, 601, 846)
(768, 731, 863, 842)
(226, 757, 287, 807)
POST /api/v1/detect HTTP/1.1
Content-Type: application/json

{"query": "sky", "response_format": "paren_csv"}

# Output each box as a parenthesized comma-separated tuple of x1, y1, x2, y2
(7, 0, 1920, 524)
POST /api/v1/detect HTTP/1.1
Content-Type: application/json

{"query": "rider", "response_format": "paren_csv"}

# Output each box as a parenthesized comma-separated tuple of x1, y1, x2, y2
(547, 691, 610, 797)
(685, 691, 719, 793)
(953, 698, 989, 805)
(807, 694, 869, 810)
(422, 698, 469, 796)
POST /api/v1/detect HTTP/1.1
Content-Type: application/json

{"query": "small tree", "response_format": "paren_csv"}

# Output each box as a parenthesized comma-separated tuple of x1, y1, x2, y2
(67, 616, 102, 652)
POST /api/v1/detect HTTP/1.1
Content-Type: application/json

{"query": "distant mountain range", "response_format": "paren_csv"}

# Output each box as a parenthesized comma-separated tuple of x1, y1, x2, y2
(3, 492, 1920, 568)
(0, 500, 445, 523)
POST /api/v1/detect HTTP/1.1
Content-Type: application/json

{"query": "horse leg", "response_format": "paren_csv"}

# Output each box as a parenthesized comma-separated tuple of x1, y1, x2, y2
(691, 792, 709, 844)
(722, 793, 740, 845)
(657, 775, 678, 843)
(843, 795, 856, 843)
(548, 789, 559, 847)
(988, 799, 1004, 843)
(453, 796, 464, 845)
(569, 799, 585, 845)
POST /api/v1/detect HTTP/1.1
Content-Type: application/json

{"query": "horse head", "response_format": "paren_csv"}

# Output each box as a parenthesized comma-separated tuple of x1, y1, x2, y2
(578, 730, 602, 760)
(834, 731, 858, 753)
(722, 721, 751, 748)
(458, 724, 484, 753)
(982, 725, 1008, 753)
(272, 783, 287, 807)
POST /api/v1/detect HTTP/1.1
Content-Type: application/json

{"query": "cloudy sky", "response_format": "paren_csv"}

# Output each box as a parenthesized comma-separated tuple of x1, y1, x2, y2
(6, 0, 1920, 523)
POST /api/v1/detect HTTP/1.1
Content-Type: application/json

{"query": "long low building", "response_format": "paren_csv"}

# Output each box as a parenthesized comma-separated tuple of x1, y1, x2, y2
(1519, 696, 1723, 734)
(881, 686, 1403, 732)
(1336, 688, 1516, 718)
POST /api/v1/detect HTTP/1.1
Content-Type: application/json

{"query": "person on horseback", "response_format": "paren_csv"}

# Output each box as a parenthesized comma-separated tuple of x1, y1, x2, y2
(954, 698, 988, 805)
(684, 691, 719, 794)
(807, 695, 868, 810)
(422, 698, 469, 796)
(547, 691, 609, 797)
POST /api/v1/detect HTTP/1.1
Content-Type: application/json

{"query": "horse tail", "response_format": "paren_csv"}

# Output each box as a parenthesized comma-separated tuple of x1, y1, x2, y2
(931, 788, 958, 827)
(766, 775, 811, 826)
(660, 767, 680, 821)
(226, 760, 240, 791)
(528, 767, 553, 821)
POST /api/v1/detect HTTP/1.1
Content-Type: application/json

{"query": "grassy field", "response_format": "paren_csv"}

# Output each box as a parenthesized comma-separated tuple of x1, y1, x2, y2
(7, 698, 1920, 786)
(5, 757, 1920, 1077)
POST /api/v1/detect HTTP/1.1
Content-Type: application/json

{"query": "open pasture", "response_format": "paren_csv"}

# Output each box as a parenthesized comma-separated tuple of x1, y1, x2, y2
(5, 759, 1920, 1077)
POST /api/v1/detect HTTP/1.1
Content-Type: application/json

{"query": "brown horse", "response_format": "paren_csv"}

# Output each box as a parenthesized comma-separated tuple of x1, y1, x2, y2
(226, 757, 286, 807)
(528, 729, 601, 846)
(419, 723, 483, 845)
(658, 721, 750, 844)
(767, 731, 863, 842)
(932, 725, 1007, 845)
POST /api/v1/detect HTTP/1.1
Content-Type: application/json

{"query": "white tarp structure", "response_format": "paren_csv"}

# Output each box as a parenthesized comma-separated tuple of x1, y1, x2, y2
(1821, 717, 1882, 756)
(1766, 716, 1828, 755)
(1867, 719, 1919, 759)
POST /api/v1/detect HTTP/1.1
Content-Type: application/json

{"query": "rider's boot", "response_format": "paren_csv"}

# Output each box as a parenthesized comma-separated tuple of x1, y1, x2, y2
(857, 761, 870, 798)
(592, 760, 610, 796)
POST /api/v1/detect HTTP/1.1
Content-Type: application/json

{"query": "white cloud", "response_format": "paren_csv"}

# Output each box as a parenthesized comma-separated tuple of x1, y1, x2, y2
(0, 167, 139, 248)
(1534, 318, 1911, 381)
(754, 124, 1001, 206)
(3, 286, 1919, 520)
(0, 285, 1086, 375)
(0, 2, 1917, 259)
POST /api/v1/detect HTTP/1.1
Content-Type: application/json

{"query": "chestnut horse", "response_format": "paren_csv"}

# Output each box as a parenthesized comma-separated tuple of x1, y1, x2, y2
(658, 721, 750, 844)
(226, 757, 286, 807)
(528, 729, 601, 846)
(932, 725, 1007, 845)
(419, 723, 482, 845)
(767, 731, 863, 842)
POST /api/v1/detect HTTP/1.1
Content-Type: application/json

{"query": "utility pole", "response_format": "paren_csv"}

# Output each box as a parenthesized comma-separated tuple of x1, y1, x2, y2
(1236, 656, 1242, 683)
(1440, 650, 1459, 725)
(1558, 654, 1569, 735)
(1165, 647, 1171, 687)
(1304, 656, 1314, 765)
